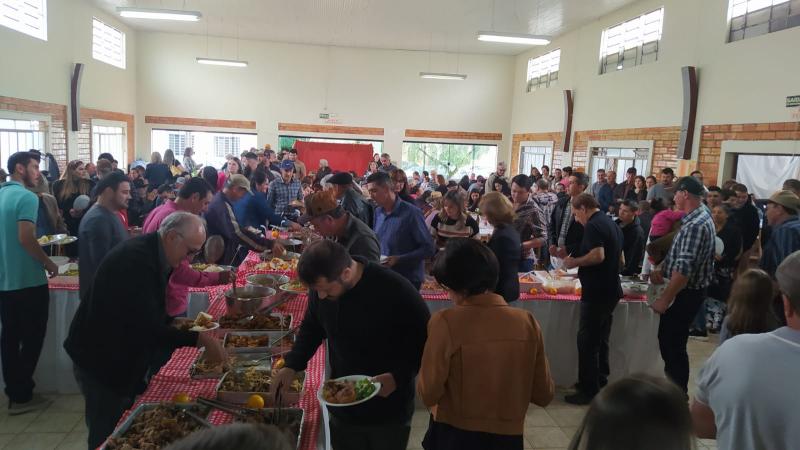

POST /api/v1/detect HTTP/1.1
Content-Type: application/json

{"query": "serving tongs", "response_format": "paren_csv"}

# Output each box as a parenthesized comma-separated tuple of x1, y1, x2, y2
(197, 397, 249, 421)
(177, 406, 213, 428)
(235, 291, 293, 326)
(268, 326, 299, 348)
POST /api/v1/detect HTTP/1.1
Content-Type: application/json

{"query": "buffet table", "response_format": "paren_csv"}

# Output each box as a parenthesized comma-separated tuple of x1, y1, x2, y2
(421, 291, 663, 387)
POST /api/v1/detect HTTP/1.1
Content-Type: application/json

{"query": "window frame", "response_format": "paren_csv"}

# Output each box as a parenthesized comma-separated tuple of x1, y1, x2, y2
(0, 113, 49, 170)
(150, 128, 257, 170)
(526, 49, 561, 93)
(0, 0, 48, 41)
(519, 141, 554, 173)
(598, 7, 664, 75)
(586, 140, 654, 183)
(91, 119, 127, 169)
(727, 0, 799, 42)
(400, 140, 499, 181)
(92, 17, 126, 69)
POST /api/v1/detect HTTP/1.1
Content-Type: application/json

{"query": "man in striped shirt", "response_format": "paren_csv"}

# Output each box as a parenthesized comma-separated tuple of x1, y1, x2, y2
(650, 176, 715, 394)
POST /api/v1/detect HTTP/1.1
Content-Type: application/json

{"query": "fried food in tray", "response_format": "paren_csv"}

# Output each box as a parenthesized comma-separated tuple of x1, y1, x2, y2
(219, 313, 292, 330)
(235, 408, 303, 447)
(191, 352, 271, 379)
(225, 334, 270, 349)
(220, 368, 304, 393)
(420, 279, 444, 292)
(105, 403, 208, 450)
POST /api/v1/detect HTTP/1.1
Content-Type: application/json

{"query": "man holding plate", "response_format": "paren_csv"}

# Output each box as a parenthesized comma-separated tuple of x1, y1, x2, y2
(273, 240, 430, 450)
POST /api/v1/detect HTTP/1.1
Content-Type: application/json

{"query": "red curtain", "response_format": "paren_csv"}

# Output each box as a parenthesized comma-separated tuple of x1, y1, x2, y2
(294, 141, 373, 176)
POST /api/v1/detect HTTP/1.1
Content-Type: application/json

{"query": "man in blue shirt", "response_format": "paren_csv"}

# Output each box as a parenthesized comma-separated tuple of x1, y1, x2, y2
(0, 151, 58, 415)
(366, 171, 434, 289)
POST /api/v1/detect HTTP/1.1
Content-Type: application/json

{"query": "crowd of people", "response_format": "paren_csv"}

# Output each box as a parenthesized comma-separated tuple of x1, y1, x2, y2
(1, 146, 799, 450)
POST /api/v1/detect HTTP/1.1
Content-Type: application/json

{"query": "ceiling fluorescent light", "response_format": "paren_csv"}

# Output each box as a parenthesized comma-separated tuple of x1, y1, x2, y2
(196, 57, 248, 67)
(419, 72, 467, 80)
(118, 7, 202, 21)
(477, 31, 550, 45)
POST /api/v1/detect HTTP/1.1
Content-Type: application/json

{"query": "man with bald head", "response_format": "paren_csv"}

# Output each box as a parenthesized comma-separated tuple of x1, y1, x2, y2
(65, 211, 227, 449)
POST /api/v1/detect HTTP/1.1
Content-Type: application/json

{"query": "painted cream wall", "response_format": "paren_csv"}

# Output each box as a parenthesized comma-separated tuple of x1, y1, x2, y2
(509, 0, 800, 159)
(135, 32, 515, 163)
(0, 0, 137, 159)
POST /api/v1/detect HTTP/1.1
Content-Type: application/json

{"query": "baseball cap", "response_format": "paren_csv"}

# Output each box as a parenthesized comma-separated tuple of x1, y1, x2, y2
(328, 172, 353, 186)
(776, 250, 800, 305)
(767, 190, 800, 212)
(175, 177, 186, 185)
(226, 174, 251, 193)
(667, 176, 705, 196)
(299, 190, 340, 224)
(280, 160, 295, 171)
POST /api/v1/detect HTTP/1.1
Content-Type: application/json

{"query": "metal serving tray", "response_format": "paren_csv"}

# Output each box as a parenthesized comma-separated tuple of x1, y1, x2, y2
(102, 402, 209, 449)
(232, 407, 304, 450)
(190, 350, 272, 380)
(216, 369, 305, 406)
(223, 330, 296, 354)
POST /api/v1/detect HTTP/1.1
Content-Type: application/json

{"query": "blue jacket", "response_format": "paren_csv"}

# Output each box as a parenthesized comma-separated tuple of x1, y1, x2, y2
(373, 197, 435, 288)
(233, 191, 285, 230)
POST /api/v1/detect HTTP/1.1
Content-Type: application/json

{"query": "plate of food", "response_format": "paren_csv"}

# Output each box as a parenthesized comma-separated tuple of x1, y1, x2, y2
(317, 375, 381, 407)
(177, 312, 219, 332)
(57, 236, 78, 245)
(37, 234, 67, 246)
(191, 263, 236, 273)
(255, 257, 299, 272)
(280, 280, 307, 294)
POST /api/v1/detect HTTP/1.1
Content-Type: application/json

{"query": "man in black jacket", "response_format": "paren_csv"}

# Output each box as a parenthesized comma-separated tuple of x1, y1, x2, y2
(732, 183, 760, 274)
(65, 212, 226, 449)
(328, 171, 374, 228)
(272, 240, 430, 450)
(549, 172, 589, 261)
(616, 199, 646, 276)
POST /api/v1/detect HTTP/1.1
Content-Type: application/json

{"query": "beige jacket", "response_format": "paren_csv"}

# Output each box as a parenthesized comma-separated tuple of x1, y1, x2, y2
(417, 293, 554, 435)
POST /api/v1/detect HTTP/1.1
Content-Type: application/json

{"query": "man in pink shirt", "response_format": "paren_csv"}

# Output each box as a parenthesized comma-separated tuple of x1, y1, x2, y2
(143, 178, 232, 316)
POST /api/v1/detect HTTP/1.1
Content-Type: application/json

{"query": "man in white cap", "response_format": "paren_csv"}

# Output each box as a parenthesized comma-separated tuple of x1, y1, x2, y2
(692, 250, 800, 450)
(205, 174, 284, 265)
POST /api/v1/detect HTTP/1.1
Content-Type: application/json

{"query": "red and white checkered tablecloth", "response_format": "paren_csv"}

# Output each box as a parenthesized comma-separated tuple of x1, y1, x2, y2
(115, 258, 324, 450)
(422, 290, 647, 303)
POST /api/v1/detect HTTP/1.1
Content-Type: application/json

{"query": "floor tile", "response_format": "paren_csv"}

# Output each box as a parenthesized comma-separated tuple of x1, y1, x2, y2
(411, 410, 429, 427)
(407, 426, 427, 449)
(45, 396, 84, 414)
(0, 434, 16, 449)
(4, 433, 67, 450)
(24, 412, 82, 433)
(524, 426, 571, 448)
(55, 431, 88, 450)
(0, 411, 42, 434)
(525, 408, 557, 427)
(546, 408, 586, 427)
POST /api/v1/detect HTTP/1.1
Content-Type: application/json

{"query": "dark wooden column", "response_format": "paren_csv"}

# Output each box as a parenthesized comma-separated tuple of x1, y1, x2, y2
(678, 66, 699, 160)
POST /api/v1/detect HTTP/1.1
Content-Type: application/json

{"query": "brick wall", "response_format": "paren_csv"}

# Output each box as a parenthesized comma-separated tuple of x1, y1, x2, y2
(405, 129, 503, 141)
(146, 116, 256, 130)
(698, 121, 800, 185)
(571, 126, 681, 176)
(278, 122, 384, 136)
(0, 96, 68, 172)
(510, 132, 564, 175)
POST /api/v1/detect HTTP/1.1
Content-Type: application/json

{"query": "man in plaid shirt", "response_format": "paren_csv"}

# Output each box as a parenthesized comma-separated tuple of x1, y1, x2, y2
(267, 160, 304, 218)
(650, 175, 715, 394)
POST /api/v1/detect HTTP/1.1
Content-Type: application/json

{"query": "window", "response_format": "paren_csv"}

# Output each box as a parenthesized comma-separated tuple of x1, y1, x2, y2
(92, 18, 126, 69)
(599, 8, 664, 74)
(278, 136, 384, 155)
(728, 0, 800, 42)
(0, 0, 47, 40)
(401, 142, 498, 180)
(526, 49, 561, 92)
(588, 147, 650, 183)
(91, 124, 126, 169)
(0, 118, 46, 169)
(151, 129, 257, 169)
(519, 145, 553, 174)
(214, 136, 240, 158)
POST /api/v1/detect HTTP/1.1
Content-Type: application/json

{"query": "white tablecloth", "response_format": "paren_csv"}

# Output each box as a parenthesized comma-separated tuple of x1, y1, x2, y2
(425, 300, 663, 387)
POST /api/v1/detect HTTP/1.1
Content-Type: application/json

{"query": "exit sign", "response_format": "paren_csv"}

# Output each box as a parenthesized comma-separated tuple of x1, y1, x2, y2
(787, 95, 800, 107)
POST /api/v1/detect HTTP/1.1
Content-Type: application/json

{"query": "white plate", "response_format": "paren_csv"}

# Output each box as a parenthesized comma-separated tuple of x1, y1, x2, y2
(56, 236, 78, 245)
(317, 375, 382, 407)
(279, 282, 308, 294)
(190, 322, 220, 332)
(38, 234, 66, 246)
(379, 255, 388, 264)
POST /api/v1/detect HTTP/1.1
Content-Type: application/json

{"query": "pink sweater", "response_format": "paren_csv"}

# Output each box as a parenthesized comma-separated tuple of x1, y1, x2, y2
(142, 201, 221, 316)
(650, 210, 685, 238)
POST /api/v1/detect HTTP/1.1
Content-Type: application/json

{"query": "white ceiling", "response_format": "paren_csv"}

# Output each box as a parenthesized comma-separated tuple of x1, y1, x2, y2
(93, 0, 639, 56)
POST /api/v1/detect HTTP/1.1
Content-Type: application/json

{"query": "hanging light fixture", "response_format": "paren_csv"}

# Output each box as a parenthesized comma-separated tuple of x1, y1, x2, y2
(196, 57, 248, 67)
(117, 7, 202, 21)
(477, 31, 550, 45)
(419, 72, 467, 80)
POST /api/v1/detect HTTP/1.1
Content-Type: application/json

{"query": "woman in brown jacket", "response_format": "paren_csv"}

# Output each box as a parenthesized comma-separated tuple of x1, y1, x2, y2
(417, 238, 554, 450)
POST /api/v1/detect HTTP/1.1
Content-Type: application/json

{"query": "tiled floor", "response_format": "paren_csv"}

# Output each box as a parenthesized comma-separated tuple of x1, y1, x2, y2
(0, 337, 719, 450)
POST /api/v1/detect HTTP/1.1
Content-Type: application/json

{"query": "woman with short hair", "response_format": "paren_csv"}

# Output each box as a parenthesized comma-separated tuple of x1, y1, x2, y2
(418, 238, 554, 450)
(479, 192, 521, 303)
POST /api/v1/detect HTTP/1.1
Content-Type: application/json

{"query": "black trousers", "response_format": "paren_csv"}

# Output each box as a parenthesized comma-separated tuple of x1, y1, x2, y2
(658, 287, 706, 393)
(330, 414, 411, 450)
(577, 299, 618, 396)
(73, 364, 135, 450)
(423, 416, 523, 450)
(0, 284, 49, 403)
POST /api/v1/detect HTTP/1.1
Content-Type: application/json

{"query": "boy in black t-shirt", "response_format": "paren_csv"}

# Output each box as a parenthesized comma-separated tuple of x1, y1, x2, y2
(563, 193, 623, 404)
